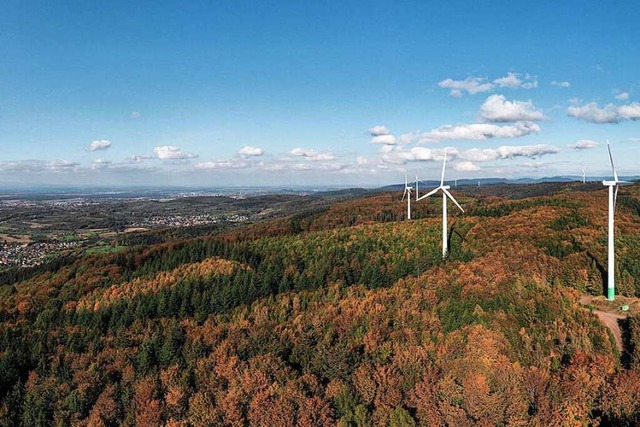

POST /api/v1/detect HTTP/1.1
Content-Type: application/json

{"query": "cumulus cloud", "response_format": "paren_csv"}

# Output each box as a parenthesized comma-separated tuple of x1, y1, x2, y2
(569, 140, 598, 150)
(618, 103, 640, 120)
(567, 103, 619, 123)
(368, 125, 391, 136)
(480, 95, 545, 122)
(567, 102, 640, 123)
(551, 81, 571, 88)
(416, 121, 540, 142)
(376, 146, 458, 165)
(615, 92, 630, 101)
(373, 143, 558, 166)
(438, 77, 494, 96)
(153, 145, 198, 160)
(367, 125, 397, 144)
(454, 161, 481, 172)
(460, 144, 560, 161)
(88, 140, 112, 151)
(238, 146, 264, 157)
(290, 148, 335, 161)
(370, 134, 397, 145)
(494, 72, 538, 89)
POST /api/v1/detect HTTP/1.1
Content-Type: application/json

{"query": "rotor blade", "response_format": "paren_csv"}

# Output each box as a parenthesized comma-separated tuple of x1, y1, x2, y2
(415, 175, 419, 200)
(417, 187, 439, 201)
(614, 185, 619, 207)
(401, 188, 407, 201)
(442, 188, 464, 213)
(607, 140, 619, 182)
(440, 148, 447, 186)
(404, 171, 408, 187)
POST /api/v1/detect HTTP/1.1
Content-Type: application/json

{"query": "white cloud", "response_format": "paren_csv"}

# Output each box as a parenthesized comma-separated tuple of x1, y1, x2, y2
(0, 160, 81, 173)
(91, 159, 113, 169)
(153, 145, 198, 160)
(131, 111, 141, 119)
(46, 160, 81, 171)
(417, 121, 540, 142)
(614, 91, 630, 101)
(377, 146, 457, 164)
(128, 154, 154, 163)
(551, 81, 571, 88)
(618, 103, 640, 120)
(494, 72, 538, 89)
(88, 140, 112, 151)
(569, 139, 598, 150)
(238, 146, 264, 157)
(567, 102, 619, 123)
(410, 147, 453, 162)
(370, 134, 397, 145)
(368, 125, 391, 136)
(567, 102, 640, 123)
(480, 95, 545, 122)
(290, 148, 335, 161)
(438, 77, 494, 96)
(195, 160, 248, 170)
(494, 73, 521, 89)
(460, 144, 560, 161)
(454, 161, 480, 172)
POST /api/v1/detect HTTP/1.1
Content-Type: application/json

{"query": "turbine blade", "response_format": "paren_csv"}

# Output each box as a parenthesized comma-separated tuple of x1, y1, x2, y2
(440, 148, 447, 186)
(614, 185, 619, 207)
(402, 189, 406, 201)
(607, 140, 619, 182)
(417, 187, 439, 201)
(415, 175, 419, 200)
(405, 171, 408, 187)
(442, 188, 464, 212)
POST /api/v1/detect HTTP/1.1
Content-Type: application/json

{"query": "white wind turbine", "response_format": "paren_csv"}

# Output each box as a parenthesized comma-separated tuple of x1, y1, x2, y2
(417, 148, 464, 258)
(602, 141, 629, 301)
(401, 171, 413, 220)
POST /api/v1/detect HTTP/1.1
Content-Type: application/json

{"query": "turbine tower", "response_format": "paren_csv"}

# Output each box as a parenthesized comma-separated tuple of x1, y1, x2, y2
(602, 141, 628, 301)
(582, 168, 586, 184)
(417, 148, 464, 258)
(401, 171, 413, 220)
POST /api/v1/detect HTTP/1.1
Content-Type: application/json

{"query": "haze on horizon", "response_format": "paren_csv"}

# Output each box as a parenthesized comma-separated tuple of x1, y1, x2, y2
(1, 0, 639, 187)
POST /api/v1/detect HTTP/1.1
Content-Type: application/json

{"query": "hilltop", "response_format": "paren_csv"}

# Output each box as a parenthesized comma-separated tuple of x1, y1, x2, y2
(1, 182, 640, 425)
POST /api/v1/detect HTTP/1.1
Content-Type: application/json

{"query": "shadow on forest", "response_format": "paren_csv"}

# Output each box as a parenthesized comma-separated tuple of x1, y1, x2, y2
(586, 251, 608, 297)
(619, 317, 634, 369)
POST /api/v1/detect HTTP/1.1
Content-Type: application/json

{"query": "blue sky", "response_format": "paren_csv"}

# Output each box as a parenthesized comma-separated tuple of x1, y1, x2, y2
(1, 0, 639, 186)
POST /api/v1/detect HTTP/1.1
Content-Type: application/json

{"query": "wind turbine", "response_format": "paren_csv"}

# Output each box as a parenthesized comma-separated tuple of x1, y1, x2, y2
(582, 168, 586, 184)
(401, 171, 413, 220)
(602, 141, 629, 301)
(417, 148, 464, 258)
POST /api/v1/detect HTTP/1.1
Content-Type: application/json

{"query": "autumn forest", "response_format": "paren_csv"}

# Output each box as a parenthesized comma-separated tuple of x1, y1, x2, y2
(2, 182, 640, 426)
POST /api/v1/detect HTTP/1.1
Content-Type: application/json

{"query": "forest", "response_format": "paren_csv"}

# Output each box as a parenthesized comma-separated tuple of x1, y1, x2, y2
(1, 182, 640, 426)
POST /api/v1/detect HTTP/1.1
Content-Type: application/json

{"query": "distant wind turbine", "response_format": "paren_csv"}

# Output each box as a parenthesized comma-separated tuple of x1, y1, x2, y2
(582, 168, 586, 184)
(417, 148, 464, 258)
(401, 171, 413, 220)
(602, 141, 629, 301)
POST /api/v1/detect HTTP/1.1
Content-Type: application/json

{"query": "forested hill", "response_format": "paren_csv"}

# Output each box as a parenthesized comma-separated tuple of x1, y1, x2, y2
(2, 182, 640, 425)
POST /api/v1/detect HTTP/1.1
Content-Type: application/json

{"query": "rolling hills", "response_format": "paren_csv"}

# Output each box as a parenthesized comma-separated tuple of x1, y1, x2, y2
(1, 182, 640, 426)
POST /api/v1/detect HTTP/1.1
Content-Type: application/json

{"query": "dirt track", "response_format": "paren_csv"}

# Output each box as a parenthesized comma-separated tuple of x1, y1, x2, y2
(580, 295, 626, 353)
